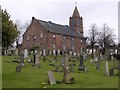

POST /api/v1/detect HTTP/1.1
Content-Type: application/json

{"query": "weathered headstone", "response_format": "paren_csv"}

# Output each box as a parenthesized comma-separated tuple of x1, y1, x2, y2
(24, 49, 28, 58)
(55, 65, 59, 72)
(63, 52, 71, 84)
(43, 50, 46, 56)
(15, 48, 18, 56)
(47, 71, 56, 85)
(78, 55, 85, 71)
(16, 65, 21, 72)
(33, 52, 40, 68)
(94, 55, 98, 62)
(69, 64, 75, 72)
(19, 54, 25, 67)
(109, 68, 114, 76)
(105, 61, 109, 76)
(96, 60, 100, 70)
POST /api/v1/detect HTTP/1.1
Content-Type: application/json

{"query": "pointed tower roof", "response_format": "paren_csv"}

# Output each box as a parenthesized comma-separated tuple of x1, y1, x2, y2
(72, 6, 80, 17)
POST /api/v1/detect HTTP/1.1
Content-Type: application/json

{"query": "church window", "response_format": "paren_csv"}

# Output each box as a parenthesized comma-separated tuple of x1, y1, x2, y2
(71, 38, 74, 50)
(72, 19, 75, 27)
(33, 35, 36, 40)
(53, 34, 56, 39)
(78, 19, 81, 26)
(40, 33, 43, 38)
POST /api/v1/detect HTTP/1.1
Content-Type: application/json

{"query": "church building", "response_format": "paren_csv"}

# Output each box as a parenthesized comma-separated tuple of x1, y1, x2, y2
(22, 6, 86, 55)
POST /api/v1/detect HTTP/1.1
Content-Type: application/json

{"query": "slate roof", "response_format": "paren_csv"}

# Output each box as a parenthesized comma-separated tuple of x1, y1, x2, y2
(37, 19, 85, 38)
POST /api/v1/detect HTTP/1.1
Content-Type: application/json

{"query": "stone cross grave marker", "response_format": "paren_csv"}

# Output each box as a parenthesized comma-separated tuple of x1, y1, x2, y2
(47, 71, 56, 85)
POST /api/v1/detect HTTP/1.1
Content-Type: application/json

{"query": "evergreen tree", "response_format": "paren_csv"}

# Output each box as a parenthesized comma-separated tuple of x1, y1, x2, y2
(2, 9, 18, 55)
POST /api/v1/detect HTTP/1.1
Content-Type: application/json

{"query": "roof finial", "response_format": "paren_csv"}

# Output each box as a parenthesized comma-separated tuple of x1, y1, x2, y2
(75, 2, 77, 7)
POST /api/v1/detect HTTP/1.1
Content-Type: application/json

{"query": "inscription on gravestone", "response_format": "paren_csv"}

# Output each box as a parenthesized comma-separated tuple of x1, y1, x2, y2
(47, 71, 56, 85)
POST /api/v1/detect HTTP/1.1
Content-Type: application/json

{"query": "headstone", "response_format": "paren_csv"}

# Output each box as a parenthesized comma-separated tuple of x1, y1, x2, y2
(96, 61, 100, 70)
(94, 55, 98, 62)
(57, 50, 60, 55)
(43, 50, 46, 56)
(15, 48, 18, 56)
(63, 52, 71, 84)
(19, 54, 25, 67)
(24, 49, 28, 58)
(28, 58, 31, 63)
(47, 71, 56, 85)
(49, 50, 52, 56)
(53, 50, 56, 56)
(109, 68, 114, 76)
(78, 55, 85, 71)
(105, 61, 109, 76)
(33, 52, 40, 68)
(16, 65, 21, 72)
(69, 64, 75, 72)
(39, 50, 42, 56)
(55, 65, 59, 72)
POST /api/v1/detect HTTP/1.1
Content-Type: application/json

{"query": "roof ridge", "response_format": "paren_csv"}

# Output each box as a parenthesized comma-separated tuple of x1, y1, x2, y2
(37, 19, 69, 28)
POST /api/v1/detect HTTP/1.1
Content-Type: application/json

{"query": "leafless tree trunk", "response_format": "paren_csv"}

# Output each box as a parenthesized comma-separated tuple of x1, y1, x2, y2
(98, 23, 115, 60)
(87, 24, 98, 58)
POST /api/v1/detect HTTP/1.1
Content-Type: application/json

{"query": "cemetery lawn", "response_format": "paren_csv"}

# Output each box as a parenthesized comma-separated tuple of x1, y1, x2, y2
(2, 55, 118, 88)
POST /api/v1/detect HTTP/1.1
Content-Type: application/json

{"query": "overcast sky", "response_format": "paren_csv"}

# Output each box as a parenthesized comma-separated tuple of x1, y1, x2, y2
(0, 0, 119, 43)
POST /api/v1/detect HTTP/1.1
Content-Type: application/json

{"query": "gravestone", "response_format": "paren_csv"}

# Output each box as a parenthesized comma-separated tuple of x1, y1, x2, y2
(15, 48, 18, 56)
(19, 54, 25, 67)
(109, 68, 114, 76)
(63, 52, 71, 84)
(105, 61, 109, 76)
(47, 71, 56, 85)
(16, 65, 21, 72)
(96, 55, 100, 70)
(69, 64, 75, 72)
(61, 58, 64, 71)
(96, 60, 100, 70)
(55, 65, 59, 72)
(24, 49, 28, 58)
(43, 50, 46, 56)
(33, 52, 40, 68)
(94, 55, 98, 62)
(78, 55, 85, 71)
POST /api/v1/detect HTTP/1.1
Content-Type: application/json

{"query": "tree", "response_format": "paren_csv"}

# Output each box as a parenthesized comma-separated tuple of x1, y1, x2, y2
(87, 24, 98, 58)
(98, 23, 115, 58)
(2, 9, 18, 55)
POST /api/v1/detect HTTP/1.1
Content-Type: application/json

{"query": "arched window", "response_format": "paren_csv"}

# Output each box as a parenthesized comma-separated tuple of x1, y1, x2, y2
(27, 36, 29, 41)
(53, 34, 56, 39)
(33, 35, 36, 40)
(40, 33, 43, 38)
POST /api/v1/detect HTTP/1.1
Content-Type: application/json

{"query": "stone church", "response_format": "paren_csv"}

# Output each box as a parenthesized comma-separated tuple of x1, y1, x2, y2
(22, 6, 86, 56)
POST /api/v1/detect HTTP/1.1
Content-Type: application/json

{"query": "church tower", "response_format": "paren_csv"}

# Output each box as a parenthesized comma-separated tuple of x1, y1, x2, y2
(69, 6, 83, 35)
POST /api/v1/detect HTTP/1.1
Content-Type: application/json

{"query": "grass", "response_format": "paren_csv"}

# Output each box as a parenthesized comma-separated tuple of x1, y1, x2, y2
(2, 55, 119, 88)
